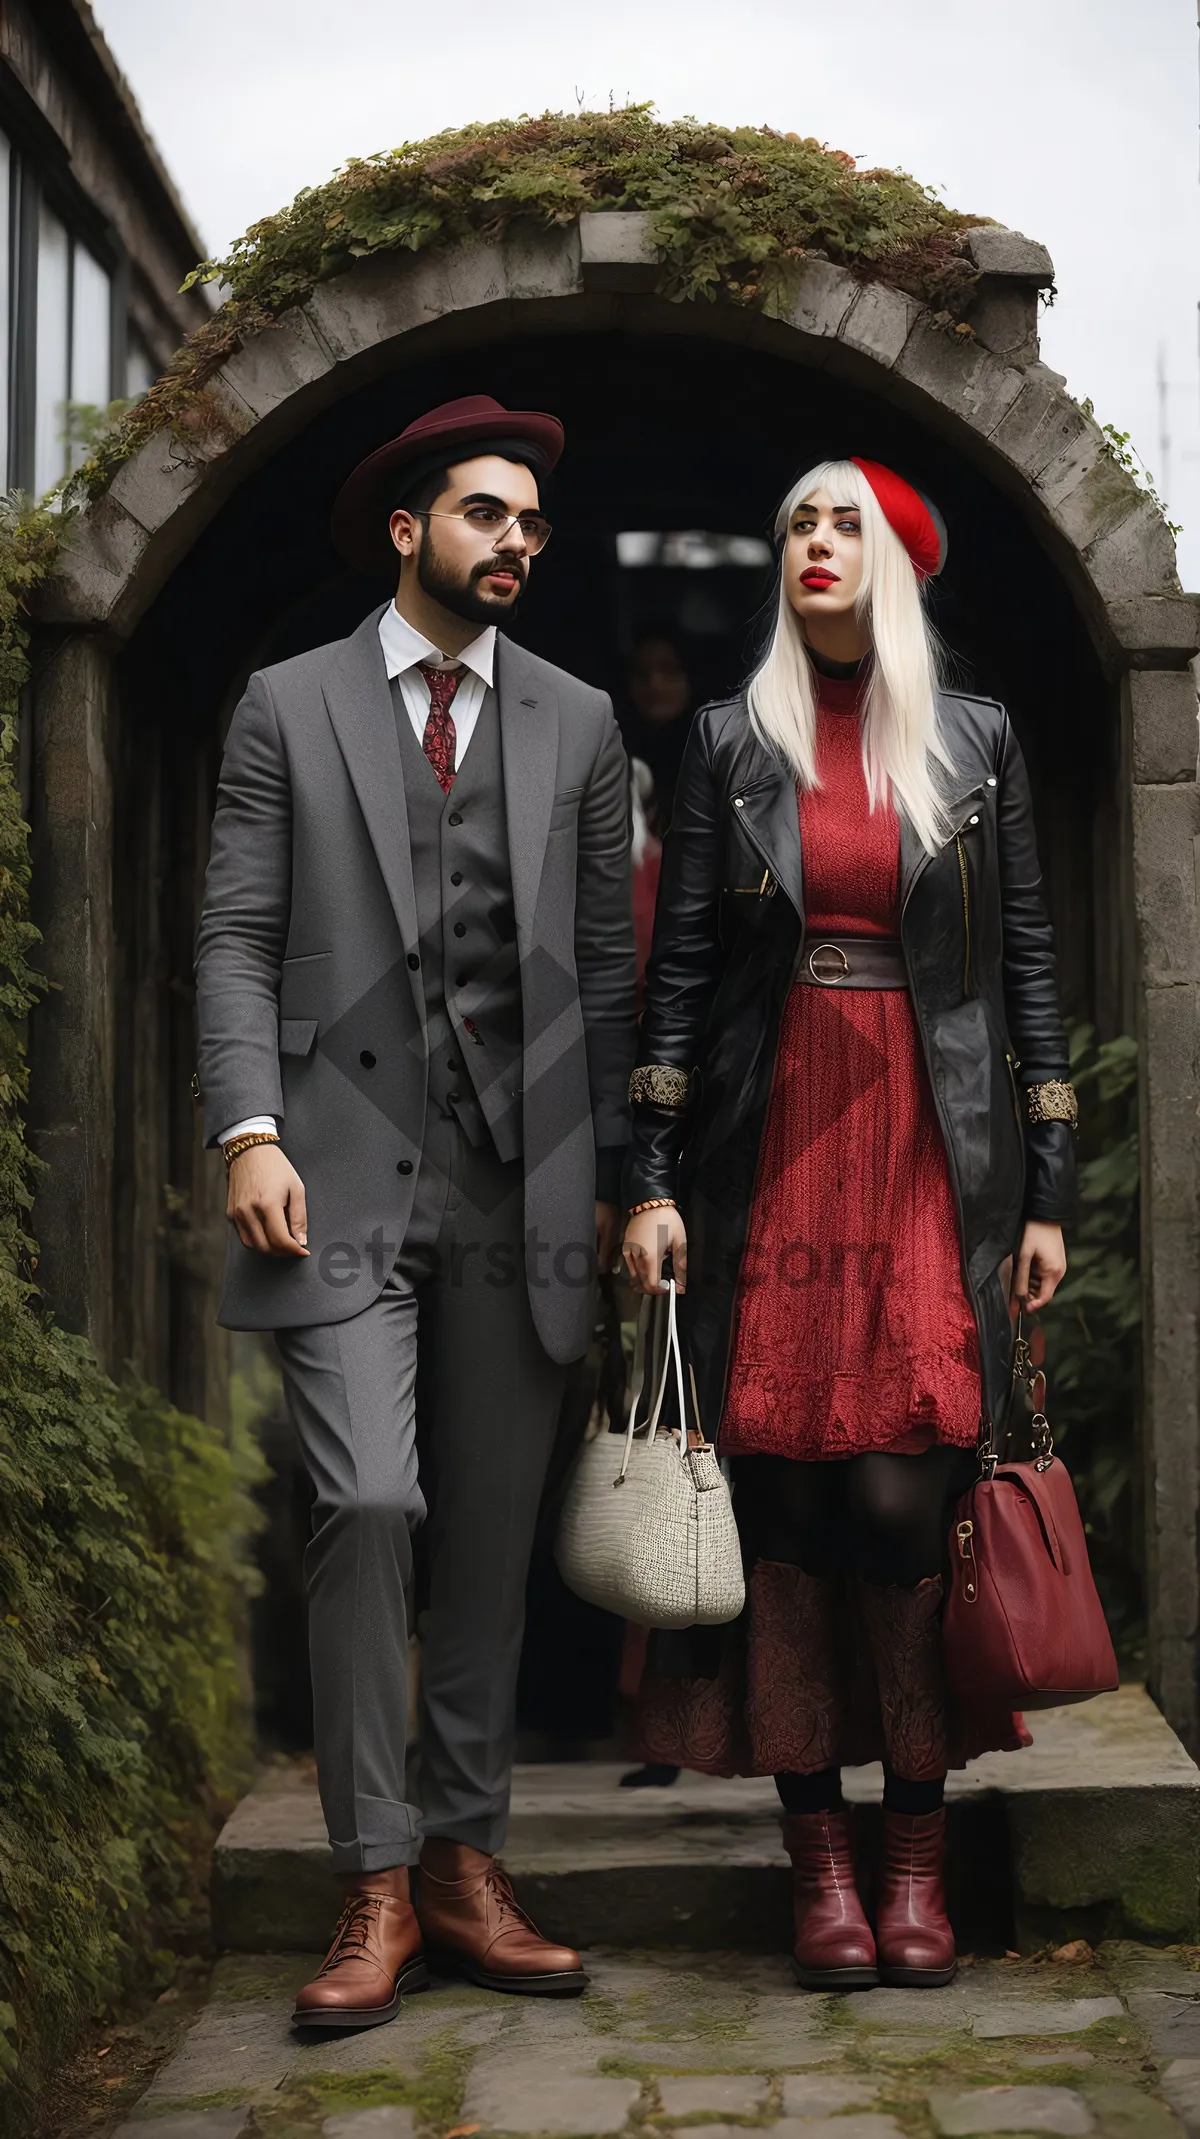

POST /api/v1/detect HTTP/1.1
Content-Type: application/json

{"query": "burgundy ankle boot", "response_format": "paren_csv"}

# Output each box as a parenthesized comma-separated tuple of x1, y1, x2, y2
(783, 1810, 878, 1991)
(875, 1808, 956, 1987)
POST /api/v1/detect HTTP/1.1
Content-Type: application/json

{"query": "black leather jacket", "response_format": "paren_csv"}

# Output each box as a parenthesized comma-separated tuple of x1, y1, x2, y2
(628, 688, 1075, 1440)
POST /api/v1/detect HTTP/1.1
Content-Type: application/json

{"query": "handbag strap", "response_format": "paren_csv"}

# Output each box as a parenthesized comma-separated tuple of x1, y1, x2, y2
(645, 1279, 689, 1464)
(1012, 1304, 1055, 1471)
(994, 1304, 1055, 1474)
(976, 1305, 1057, 1482)
(616, 1280, 703, 1483)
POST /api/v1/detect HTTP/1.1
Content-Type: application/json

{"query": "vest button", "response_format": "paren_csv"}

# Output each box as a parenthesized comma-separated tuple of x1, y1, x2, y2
(447, 1059, 461, 1075)
(450, 871, 463, 886)
(360, 1050, 376, 1068)
(448, 811, 463, 826)
(453, 922, 467, 937)
(407, 952, 420, 970)
(396, 1159, 413, 1175)
(447, 1089, 462, 1105)
(456, 972, 468, 987)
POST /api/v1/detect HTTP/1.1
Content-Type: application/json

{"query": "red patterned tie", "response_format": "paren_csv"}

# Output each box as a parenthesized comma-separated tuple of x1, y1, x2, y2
(419, 664, 461, 792)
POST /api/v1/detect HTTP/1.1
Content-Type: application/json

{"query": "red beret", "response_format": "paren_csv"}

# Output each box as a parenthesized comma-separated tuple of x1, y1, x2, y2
(851, 458, 947, 581)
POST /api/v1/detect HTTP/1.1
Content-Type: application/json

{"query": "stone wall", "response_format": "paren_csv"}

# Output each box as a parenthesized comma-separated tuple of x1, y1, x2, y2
(28, 214, 1200, 1744)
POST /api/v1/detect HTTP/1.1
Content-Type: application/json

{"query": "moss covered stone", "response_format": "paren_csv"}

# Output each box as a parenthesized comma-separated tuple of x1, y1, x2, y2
(0, 499, 264, 2131)
(72, 108, 985, 504)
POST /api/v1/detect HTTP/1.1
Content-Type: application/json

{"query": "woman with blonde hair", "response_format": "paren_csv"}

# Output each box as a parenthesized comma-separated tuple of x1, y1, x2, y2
(621, 459, 1076, 1989)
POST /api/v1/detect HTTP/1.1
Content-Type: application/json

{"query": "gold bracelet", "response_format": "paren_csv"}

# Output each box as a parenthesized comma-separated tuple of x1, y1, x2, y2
(223, 1131, 280, 1167)
(627, 1198, 677, 1218)
(1026, 1080, 1079, 1128)
(629, 1064, 692, 1111)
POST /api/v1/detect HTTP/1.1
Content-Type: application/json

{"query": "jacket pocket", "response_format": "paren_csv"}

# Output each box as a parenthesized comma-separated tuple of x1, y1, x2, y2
(279, 1018, 318, 1057)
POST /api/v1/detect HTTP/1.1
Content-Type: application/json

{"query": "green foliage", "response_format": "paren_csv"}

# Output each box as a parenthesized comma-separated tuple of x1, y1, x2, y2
(0, 1347, 264, 2117)
(74, 108, 984, 501)
(1041, 1023, 1142, 1648)
(60, 397, 140, 461)
(1078, 399, 1183, 537)
(0, 494, 263, 2128)
(0, 498, 60, 1276)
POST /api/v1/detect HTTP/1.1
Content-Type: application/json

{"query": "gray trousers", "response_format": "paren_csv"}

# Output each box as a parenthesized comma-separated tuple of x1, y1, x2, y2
(275, 1113, 570, 1872)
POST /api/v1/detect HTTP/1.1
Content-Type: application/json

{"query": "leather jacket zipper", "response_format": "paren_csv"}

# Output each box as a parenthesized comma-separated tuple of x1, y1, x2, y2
(728, 868, 777, 897)
(956, 834, 971, 997)
(1005, 1049, 1023, 1133)
(900, 790, 987, 929)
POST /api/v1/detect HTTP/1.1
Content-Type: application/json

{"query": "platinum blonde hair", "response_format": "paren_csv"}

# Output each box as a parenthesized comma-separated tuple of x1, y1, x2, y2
(747, 459, 952, 855)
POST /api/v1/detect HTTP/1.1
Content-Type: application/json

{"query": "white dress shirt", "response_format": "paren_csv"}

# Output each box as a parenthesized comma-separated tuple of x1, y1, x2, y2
(219, 605, 498, 1148)
(377, 601, 496, 764)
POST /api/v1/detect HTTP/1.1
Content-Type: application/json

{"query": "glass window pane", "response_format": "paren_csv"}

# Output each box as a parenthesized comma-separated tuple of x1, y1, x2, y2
(69, 244, 112, 466)
(0, 136, 10, 491)
(34, 202, 70, 495)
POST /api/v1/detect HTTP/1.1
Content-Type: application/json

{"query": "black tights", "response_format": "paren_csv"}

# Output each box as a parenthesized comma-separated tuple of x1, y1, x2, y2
(735, 1447, 976, 1588)
(735, 1448, 976, 1818)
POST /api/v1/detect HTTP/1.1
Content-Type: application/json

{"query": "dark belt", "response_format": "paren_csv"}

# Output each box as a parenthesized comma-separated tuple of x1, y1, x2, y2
(794, 933, 908, 989)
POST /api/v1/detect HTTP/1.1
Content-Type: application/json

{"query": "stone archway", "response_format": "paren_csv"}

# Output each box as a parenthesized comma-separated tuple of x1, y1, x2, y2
(29, 214, 1200, 1747)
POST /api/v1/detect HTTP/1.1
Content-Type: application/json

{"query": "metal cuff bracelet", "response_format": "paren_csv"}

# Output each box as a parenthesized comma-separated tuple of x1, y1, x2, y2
(629, 1064, 693, 1111)
(1025, 1080, 1079, 1128)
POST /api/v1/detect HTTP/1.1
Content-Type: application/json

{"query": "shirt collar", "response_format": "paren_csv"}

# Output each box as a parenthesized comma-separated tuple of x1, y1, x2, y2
(378, 602, 496, 689)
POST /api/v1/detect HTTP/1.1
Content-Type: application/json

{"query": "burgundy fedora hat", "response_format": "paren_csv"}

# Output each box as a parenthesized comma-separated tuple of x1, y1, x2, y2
(331, 393, 565, 576)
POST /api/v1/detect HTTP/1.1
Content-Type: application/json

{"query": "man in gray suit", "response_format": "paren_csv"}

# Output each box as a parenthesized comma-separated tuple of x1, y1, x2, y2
(195, 395, 637, 2029)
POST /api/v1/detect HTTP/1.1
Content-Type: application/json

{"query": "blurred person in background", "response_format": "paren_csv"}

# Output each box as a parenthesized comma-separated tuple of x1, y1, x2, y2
(629, 757, 663, 1001)
(618, 628, 697, 828)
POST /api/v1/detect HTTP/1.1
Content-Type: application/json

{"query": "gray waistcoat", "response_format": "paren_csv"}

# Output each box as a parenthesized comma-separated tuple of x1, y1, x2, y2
(393, 682, 523, 1162)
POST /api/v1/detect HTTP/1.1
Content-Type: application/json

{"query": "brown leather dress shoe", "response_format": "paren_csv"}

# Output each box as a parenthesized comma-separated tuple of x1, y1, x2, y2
(783, 1810, 878, 1991)
(875, 1809, 957, 1987)
(417, 1839, 587, 1995)
(292, 1867, 430, 2029)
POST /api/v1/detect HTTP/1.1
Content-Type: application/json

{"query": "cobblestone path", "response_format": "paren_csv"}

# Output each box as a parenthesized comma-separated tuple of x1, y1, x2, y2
(112, 1944, 1200, 2139)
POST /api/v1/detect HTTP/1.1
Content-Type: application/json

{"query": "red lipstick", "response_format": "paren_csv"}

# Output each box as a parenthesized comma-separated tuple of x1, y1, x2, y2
(800, 568, 838, 590)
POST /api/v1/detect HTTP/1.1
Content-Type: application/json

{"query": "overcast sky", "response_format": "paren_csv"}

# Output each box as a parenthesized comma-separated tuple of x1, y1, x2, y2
(95, 0, 1200, 586)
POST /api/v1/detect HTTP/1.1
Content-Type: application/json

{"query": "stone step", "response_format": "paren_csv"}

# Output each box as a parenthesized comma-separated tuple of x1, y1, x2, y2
(211, 1686, 1200, 1955)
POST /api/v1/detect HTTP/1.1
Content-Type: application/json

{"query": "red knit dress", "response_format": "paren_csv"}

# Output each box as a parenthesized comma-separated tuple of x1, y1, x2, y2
(720, 673, 981, 1461)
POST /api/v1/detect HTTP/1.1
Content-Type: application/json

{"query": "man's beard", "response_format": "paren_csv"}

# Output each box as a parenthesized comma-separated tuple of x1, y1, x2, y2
(416, 534, 527, 627)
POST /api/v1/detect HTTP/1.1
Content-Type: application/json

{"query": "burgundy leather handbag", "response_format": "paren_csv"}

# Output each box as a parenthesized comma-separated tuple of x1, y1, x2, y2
(943, 1316, 1119, 1710)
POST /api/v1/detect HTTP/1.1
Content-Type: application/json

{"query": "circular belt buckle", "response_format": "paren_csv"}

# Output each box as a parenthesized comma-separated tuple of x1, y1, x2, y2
(808, 942, 850, 985)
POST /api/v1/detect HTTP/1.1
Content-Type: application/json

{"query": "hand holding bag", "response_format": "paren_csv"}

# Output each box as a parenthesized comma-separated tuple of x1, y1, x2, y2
(555, 1279, 746, 1630)
(942, 1311, 1119, 1710)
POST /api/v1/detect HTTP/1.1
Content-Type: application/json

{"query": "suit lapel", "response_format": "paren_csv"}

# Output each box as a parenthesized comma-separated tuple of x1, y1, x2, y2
(322, 605, 423, 1016)
(733, 746, 805, 920)
(496, 635, 559, 957)
(898, 701, 990, 909)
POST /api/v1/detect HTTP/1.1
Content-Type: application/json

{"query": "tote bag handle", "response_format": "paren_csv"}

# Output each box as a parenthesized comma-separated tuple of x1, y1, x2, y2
(616, 1280, 701, 1484)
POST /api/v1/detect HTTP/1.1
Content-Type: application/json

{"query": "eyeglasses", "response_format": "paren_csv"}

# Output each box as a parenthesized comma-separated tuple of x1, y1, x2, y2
(422, 504, 553, 555)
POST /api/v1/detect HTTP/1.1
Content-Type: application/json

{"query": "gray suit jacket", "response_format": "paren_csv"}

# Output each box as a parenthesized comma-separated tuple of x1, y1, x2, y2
(194, 605, 637, 1363)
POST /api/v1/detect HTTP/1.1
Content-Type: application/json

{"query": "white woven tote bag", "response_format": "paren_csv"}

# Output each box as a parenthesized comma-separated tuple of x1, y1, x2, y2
(555, 1279, 746, 1630)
